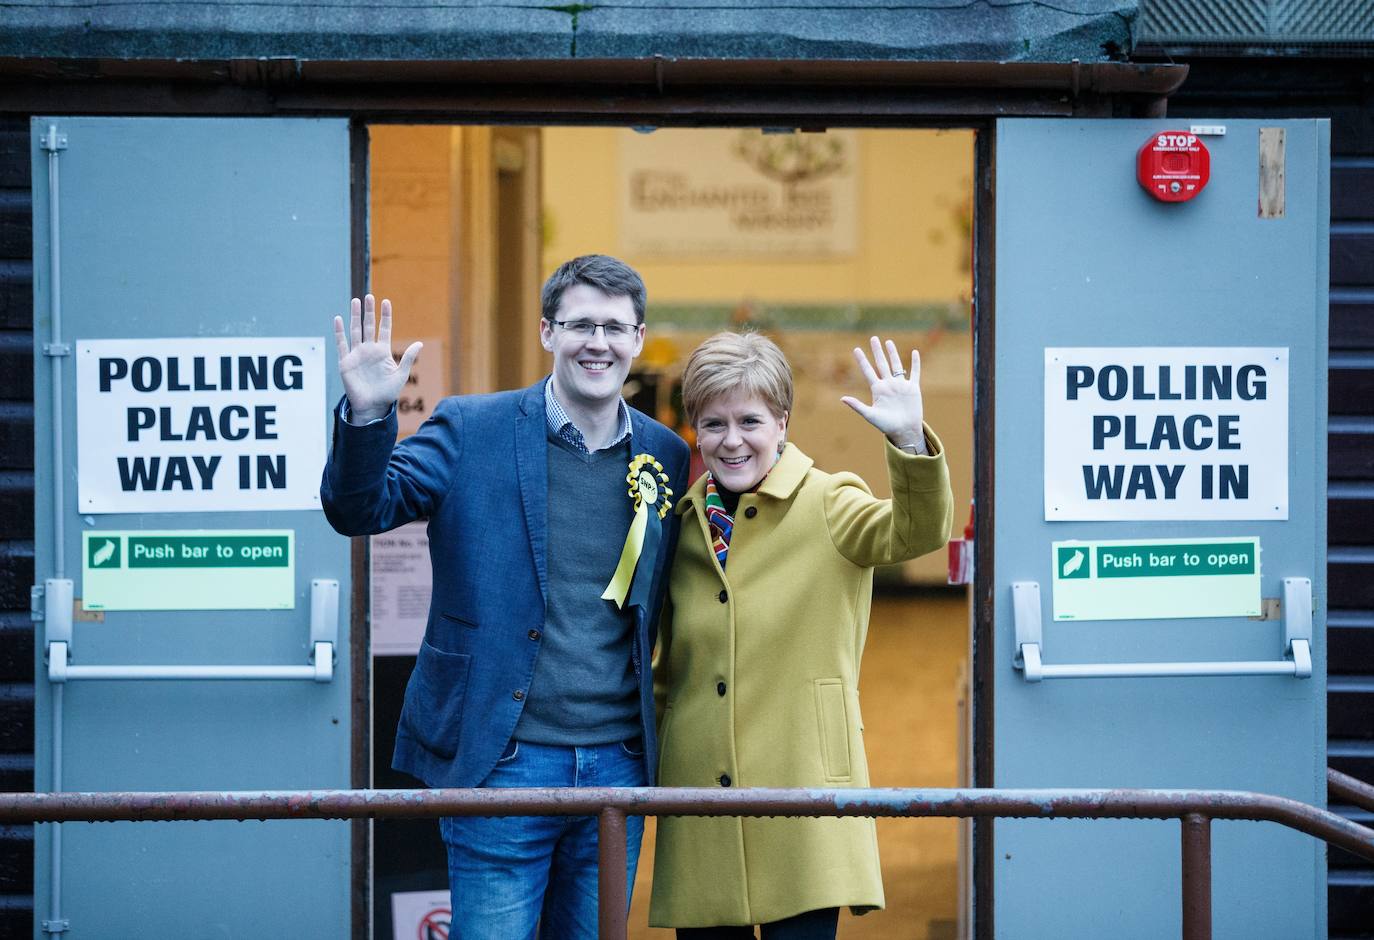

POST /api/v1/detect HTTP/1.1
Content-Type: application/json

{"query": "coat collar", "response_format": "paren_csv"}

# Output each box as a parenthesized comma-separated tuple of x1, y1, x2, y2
(676, 442, 813, 516)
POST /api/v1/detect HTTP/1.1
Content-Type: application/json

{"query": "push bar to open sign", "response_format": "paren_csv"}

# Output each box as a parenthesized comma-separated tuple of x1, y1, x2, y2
(1012, 577, 1313, 682)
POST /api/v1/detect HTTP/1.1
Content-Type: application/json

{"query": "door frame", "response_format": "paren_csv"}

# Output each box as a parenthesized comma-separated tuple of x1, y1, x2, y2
(353, 110, 1004, 940)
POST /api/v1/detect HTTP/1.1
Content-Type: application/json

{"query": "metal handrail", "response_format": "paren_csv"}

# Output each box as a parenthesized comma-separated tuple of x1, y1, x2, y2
(1330, 767, 1374, 815)
(3, 785, 1372, 940)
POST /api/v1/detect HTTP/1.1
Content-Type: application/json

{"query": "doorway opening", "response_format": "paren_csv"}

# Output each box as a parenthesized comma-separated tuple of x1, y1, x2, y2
(365, 123, 976, 940)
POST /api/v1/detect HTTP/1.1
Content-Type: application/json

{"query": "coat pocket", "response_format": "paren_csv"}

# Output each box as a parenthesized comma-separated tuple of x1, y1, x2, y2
(401, 639, 473, 759)
(813, 678, 852, 781)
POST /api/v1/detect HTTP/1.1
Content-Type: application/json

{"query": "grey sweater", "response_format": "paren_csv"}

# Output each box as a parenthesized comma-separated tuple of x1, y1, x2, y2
(513, 433, 641, 745)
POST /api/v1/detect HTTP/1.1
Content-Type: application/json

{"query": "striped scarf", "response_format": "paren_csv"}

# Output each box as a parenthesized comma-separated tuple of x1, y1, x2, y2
(703, 473, 734, 569)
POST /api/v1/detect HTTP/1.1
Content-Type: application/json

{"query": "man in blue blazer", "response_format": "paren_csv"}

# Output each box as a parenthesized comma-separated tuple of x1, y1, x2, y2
(321, 255, 690, 938)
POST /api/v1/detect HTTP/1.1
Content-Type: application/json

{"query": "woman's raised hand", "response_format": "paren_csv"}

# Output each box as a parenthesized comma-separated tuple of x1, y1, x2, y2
(333, 294, 423, 424)
(841, 336, 925, 449)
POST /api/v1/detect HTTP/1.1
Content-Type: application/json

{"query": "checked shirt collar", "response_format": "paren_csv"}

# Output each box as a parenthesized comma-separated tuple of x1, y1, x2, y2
(544, 378, 633, 455)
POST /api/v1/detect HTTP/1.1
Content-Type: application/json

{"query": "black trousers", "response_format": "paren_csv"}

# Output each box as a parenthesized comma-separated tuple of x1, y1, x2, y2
(675, 907, 840, 940)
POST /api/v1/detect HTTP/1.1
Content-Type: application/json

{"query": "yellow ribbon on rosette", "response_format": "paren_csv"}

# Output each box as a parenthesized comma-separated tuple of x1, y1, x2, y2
(602, 453, 674, 610)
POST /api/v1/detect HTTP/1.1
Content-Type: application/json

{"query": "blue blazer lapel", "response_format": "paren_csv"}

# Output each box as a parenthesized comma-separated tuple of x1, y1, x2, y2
(516, 381, 550, 604)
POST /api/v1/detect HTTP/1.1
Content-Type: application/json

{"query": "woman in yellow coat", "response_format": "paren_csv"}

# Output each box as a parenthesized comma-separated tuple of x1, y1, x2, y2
(650, 332, 953, 938)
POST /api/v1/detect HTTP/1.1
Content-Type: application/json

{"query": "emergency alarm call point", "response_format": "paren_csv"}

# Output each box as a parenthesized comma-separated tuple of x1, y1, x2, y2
(1137, 131, 1211, 203)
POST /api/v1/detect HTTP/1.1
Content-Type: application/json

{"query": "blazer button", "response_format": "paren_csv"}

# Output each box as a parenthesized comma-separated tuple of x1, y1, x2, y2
(528, 629, 541, 641)
(718, 590, 728, 604)
(512, 690, 525, 701)
(744, 506, 757, 519)
(719, 774, 732, 787)
(717, 681, 727, 696)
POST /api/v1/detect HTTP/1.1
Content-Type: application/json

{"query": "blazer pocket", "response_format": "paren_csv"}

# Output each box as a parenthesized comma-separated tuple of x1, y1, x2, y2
(813, 678, 852, 781)
(401, 639, 473, 760)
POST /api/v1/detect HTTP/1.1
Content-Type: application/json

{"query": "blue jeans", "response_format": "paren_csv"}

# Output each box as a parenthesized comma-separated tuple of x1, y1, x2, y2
(440, 738, 647, 940)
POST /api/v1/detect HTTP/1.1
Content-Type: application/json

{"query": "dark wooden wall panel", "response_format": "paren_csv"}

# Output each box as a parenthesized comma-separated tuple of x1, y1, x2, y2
(1332, 431, 1374, 479)
(1331, 368, 1374, 416)
(1332, 165, 1374, 220)
(1330, 677, 1374, 739)
(0, 403, 32, 472)
(1330, 557, 1374, 609)
(1333, 235, 1374, 289)
(0, 266, 32, 330)
(0, 115, 32, 938)
(1329, 495, 1374, 545)
(1329, 613, 1374, 675)
(1331, 297, 1374, 351)
(0, 126, 27, 190)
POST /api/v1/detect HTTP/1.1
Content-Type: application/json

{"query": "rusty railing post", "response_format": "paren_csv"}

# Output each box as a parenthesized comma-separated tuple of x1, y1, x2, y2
(1181, 812, 1212, 940)
(598, 806, 628, 940)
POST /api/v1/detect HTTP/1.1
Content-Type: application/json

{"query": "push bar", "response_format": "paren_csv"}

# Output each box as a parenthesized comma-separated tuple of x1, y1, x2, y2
(41, 579, 337, 684)
(1013, 578, 1313, 682)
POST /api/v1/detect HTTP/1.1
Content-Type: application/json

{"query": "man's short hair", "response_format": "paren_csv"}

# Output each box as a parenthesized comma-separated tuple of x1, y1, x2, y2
(681, 331, 794, 427)
(541, 254, 647, 325)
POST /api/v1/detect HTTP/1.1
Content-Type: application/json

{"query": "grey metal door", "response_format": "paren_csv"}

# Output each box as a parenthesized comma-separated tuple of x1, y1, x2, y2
(31, 118, 353, 937)
(992, 119, 1328, 937)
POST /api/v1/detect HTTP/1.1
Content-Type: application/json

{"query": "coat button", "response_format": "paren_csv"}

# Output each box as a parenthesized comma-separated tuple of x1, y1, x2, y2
(719, 774, 732, 787)
(718, 590, 728, 604)
(528, 629, 541, 641)
(717, 681, 727, 696)
(744, 506, 757, 518)
(512, 690, 525, 701)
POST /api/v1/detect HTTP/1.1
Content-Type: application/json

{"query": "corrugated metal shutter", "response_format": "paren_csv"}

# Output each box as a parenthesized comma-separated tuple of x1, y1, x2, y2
(1328, 149, 1374, 938)
(0, 115, 35, 937)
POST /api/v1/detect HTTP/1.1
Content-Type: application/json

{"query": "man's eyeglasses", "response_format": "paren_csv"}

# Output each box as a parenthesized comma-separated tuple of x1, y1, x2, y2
(549, 319, 640, 341)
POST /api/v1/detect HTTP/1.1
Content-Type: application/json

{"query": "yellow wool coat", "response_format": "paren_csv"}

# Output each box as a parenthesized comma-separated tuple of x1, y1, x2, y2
(648, 431, 953, 928)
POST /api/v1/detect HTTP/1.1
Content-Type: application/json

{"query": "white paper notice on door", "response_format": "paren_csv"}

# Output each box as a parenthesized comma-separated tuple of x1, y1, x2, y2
(370, 521, 432, 656)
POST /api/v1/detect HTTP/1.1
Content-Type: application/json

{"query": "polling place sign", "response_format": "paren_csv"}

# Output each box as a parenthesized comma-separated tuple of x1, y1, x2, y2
(1044, 348, 1288, 521)
(76, 338, 325, 513)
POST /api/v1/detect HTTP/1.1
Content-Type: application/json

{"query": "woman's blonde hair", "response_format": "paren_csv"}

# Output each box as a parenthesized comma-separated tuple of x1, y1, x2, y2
(681, 332, 793, 427)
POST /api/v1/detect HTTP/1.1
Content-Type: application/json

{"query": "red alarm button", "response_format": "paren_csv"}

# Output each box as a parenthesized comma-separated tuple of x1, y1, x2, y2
(1138, 131, 1210, 203)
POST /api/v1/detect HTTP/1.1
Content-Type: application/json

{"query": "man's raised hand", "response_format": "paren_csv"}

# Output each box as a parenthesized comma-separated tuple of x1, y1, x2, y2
(333, 294, 423, 424)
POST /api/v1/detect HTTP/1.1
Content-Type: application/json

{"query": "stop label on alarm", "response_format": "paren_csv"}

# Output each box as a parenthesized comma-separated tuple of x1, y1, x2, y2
(1137, 131, 1211, 203)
